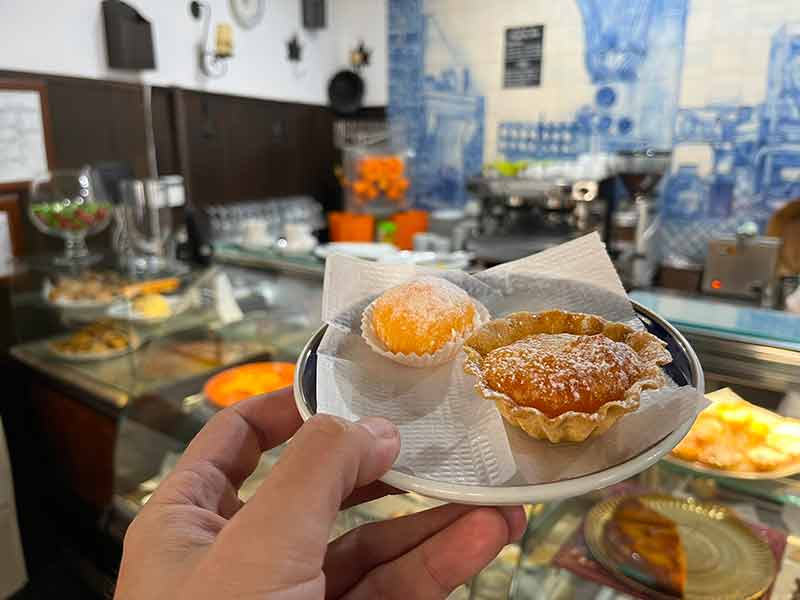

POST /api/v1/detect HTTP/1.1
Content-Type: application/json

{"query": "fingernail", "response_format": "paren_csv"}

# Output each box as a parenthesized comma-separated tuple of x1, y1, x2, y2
(497, 506, 527, 542)
(357, 417, 399, 440)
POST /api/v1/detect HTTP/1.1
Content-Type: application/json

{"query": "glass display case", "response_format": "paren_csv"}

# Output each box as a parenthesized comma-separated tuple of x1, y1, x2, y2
(8, 258, 800, 599)
(630, 289, 800, 410)
(9, 258, 322, 406)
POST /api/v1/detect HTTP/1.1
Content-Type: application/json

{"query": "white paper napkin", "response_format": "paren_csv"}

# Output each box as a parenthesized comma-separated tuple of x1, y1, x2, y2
(315, 233, 706, 487)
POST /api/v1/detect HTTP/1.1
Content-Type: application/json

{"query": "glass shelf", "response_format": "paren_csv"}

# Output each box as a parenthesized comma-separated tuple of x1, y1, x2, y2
(630, 289, 800, 348)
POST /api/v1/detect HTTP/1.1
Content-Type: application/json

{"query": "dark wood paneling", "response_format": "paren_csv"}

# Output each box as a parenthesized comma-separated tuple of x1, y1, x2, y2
(177, 89, 341, 210)
(1, 69, 364, 248)
(152, 86, 180, 175)
(32, 380, 117, 510)
(0, 71, 150, 178)
(183, 91, 226, 206)
(47, 78, 149, 176)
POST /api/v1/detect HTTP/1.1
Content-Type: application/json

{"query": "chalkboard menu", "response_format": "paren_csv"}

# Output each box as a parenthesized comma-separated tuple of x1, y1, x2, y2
(504, 25, 544, 88)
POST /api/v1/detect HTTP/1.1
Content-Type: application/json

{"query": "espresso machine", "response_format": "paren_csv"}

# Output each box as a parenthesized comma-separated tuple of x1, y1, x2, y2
(465, 176, 607, 265)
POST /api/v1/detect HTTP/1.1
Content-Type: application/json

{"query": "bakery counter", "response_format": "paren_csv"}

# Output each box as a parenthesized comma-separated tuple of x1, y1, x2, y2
(12, 259, 800, 598)
(107, 278, 800, 598)
(7, 260, 322, 509)
(9, 264, 323, 411)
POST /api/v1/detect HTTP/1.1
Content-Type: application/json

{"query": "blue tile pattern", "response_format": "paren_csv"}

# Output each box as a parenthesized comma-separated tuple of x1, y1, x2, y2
(388, 1, 484, 210)
(388, 1, 800, 258)
(499, 0, 688, 159)
(577, 0, 688, 152)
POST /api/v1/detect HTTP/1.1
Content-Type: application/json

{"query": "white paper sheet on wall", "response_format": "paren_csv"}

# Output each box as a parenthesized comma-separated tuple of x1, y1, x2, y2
(0, 90, 48, 184)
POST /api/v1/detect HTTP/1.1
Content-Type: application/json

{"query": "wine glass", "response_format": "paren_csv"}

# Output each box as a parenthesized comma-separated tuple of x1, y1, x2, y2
(28, 168, 112, 264)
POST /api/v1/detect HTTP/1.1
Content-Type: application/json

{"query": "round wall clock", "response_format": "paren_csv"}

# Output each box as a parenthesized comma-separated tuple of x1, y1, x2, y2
(229, 0, 265, 29)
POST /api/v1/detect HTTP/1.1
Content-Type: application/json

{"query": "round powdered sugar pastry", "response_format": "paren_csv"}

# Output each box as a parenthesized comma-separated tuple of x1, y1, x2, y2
(361, 276, 490, 368)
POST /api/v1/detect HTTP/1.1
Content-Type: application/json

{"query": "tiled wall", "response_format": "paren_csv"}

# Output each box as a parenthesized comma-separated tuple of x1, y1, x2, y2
(388, 0, 800, 261)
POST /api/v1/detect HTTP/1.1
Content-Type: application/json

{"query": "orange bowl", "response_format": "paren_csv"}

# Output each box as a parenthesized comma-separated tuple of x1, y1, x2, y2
(204, 362, 295, 408)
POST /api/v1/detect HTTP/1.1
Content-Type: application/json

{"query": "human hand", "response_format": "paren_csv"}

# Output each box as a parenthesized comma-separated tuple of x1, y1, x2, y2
(114, 387, 526, 599)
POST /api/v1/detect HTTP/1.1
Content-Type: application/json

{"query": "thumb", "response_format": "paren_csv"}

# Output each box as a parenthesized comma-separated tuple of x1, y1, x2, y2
(219, 414, 400, 568)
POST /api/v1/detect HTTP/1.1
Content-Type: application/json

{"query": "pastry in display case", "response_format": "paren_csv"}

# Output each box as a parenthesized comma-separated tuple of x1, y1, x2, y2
(44, 271, 182, 314)
(204, 362, 295, 408)
(584, 494, 777, 600)
(106, 292, 190, 324)
(603, 497, 686, 597)
(48, 319, 140, 361)
(44, 271, 128, 308)
(671, 387, 800, 478)
(463, 309, 672, 443)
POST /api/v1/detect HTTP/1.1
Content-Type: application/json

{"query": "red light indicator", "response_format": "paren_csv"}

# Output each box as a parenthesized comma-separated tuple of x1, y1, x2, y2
(711, 279, 722, 290)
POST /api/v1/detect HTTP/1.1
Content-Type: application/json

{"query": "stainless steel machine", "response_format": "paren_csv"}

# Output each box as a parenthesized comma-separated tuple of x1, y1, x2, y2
(464, 149, 673, 275)
(465, 176, 606, 265)
(702, 231, 783, 305)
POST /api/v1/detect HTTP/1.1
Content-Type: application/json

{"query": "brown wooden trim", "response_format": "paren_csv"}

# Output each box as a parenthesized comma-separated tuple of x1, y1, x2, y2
(31, 380, 117, 510)
(0, 78, 56, 193)
(171, 87, 193, 204)
(0, 68, 345, 212)
(0, 68, 331, 109)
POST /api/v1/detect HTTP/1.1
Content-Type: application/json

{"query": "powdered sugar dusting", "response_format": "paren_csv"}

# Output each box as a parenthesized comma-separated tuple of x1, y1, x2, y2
(371, 276, 477, 355)
(482, 333, 644, 417)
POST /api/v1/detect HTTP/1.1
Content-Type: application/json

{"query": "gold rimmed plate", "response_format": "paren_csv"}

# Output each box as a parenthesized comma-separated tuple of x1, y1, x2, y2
(666, 393, 800, 481)
(585, 494, 777, 600)
(47, 331, 143, 362)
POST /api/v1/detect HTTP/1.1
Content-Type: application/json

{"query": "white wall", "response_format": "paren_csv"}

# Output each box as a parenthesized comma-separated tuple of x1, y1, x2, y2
(335, 0, 387, 107)
(0, 0, 387, 106)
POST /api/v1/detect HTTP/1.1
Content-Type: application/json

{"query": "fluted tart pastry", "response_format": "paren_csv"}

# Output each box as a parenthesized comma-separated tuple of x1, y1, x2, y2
(463, 310, 672, 443)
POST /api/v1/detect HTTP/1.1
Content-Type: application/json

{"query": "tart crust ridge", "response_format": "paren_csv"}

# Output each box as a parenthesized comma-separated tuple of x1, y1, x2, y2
(463, 310, 672, 443)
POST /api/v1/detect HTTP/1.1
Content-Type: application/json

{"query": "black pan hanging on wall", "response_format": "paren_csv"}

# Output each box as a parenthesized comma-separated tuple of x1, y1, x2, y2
(327, 41, 371, 115)
(327, 70, 364, 115)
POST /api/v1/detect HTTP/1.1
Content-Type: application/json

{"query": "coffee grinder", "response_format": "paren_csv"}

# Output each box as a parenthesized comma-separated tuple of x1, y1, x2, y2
(613, 149, 672, 287)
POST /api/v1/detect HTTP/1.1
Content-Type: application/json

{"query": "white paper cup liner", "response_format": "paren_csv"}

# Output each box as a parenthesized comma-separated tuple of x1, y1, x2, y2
(361, 298, 490, 368)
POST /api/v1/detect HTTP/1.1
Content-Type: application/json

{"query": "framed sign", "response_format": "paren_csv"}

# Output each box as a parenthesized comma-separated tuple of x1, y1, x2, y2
(504, 25, 544, 88)
(0, 79, 54, 192)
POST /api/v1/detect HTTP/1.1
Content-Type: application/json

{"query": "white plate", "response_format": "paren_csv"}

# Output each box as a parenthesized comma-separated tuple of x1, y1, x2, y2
(42, 280, 118, 310)
(293, 302, 703, 505)
(377, 250, 472, 271)
(277, 243, 319, 256)
(106, 296, 187, 324)
(48, 332, 142, 362)
(314, 242, 398, 261)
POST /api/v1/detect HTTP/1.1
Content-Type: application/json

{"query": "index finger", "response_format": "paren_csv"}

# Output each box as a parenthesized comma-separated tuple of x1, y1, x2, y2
(150, 386, 302, 508)
(217, 414, 400, 571)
